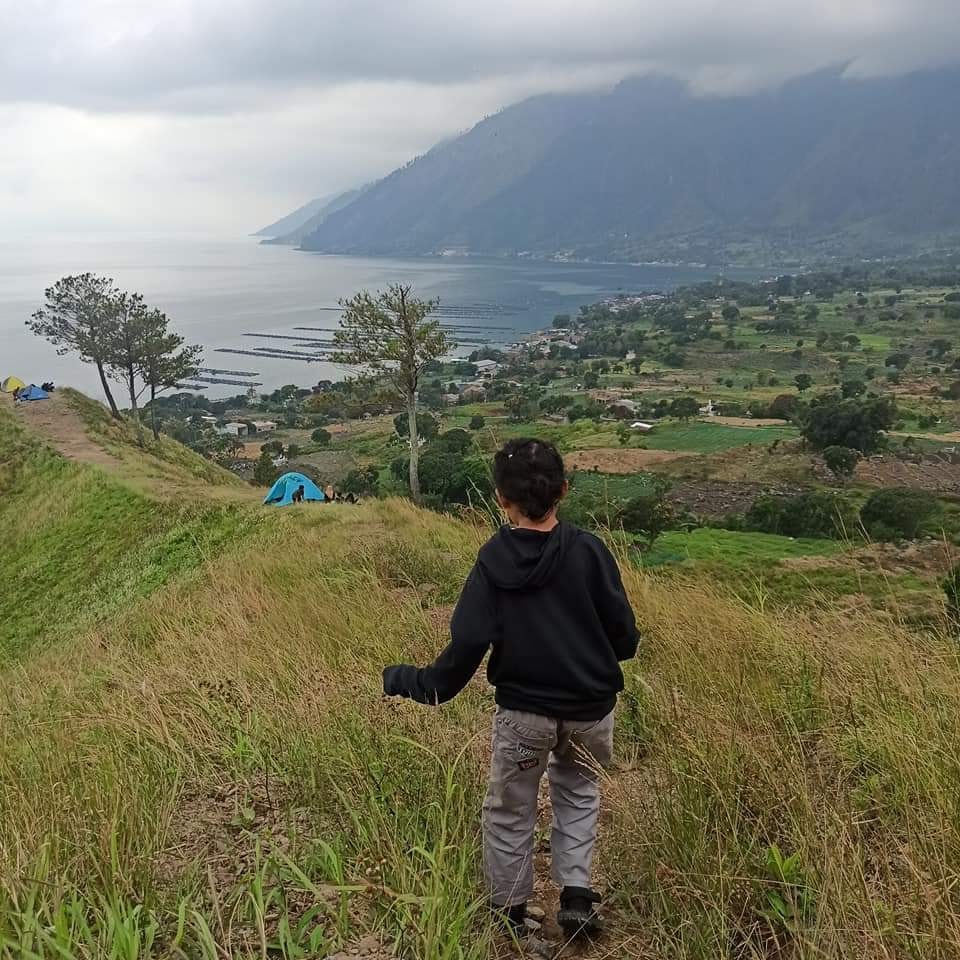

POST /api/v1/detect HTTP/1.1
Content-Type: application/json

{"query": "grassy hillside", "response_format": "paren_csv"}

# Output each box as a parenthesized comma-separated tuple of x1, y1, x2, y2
(2, 397, 960, 958)
(0, 398, 259, 660)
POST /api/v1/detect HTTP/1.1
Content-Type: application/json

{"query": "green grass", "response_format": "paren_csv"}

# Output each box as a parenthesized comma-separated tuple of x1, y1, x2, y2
(641, 420, 798, 453)
(6, 495, 960, 958)
(65, 389, 245, 490)
(0, 406, 260, 660)
(568, 470, 657, 500)
(644, 528, 843, 568)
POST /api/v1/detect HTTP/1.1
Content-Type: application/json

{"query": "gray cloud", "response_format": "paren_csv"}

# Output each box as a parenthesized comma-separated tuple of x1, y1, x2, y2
(1, 0, 957, 233)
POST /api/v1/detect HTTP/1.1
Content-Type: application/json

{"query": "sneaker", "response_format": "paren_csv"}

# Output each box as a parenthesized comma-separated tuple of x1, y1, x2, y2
(557, 887, 603, 936)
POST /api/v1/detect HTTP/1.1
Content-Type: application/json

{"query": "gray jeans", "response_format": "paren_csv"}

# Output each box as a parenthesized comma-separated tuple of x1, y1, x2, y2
(482, 706, 614, 906)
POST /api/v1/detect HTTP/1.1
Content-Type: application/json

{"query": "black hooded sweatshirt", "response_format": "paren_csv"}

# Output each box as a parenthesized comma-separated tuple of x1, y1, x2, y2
(382, 521, 639, 720)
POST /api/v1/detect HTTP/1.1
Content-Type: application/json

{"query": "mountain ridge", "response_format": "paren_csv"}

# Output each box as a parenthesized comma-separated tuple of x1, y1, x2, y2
(277, 67, 960, 264)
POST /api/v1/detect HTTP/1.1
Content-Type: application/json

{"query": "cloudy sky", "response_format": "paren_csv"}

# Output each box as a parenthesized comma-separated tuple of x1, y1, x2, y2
(2, 0, 957, 237)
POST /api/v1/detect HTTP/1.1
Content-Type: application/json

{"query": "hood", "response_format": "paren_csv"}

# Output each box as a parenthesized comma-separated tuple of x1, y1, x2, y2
(478, 521, 576, 591)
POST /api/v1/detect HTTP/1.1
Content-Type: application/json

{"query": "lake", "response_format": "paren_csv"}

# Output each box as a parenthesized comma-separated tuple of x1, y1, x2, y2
(0, 236, 765, 397)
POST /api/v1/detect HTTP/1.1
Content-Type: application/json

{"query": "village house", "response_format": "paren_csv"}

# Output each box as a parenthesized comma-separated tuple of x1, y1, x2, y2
(217, 421, 248, 437)
(473, 359, 500, 378)
(252, 420, 277, 433)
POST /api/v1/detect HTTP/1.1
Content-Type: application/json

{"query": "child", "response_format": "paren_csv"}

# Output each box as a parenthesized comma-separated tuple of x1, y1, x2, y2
(383, 438, 639, 935)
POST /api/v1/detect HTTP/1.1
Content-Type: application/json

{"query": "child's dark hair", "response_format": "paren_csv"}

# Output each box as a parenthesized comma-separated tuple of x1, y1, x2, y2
(493, 438, 566, 521)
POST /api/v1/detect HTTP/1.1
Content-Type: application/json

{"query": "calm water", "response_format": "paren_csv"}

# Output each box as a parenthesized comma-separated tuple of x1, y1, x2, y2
(0, 236, 763, 397)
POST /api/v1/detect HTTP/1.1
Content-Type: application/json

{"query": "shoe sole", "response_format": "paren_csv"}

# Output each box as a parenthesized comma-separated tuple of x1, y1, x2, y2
(557, 909, 604, 937)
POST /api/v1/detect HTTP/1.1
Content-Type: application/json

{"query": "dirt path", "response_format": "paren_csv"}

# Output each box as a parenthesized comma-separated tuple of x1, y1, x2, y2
(4, 392, 125, 472)
(566, 448, 697, 474)
(5, 391, 263, 504)
(891, 430, 960, 444)
(705, 415, 789, 428)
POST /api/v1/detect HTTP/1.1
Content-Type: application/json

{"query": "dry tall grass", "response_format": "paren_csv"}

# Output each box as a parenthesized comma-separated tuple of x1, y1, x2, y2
(2, 497, 960, 958)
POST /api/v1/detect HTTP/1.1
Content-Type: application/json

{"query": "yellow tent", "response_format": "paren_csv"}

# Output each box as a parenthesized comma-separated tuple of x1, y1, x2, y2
(1, 376, 26, 394)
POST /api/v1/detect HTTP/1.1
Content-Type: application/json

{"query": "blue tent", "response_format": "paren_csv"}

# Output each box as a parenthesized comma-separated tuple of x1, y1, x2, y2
(263, 472, 326, 506)
(18, 385, 49, 401)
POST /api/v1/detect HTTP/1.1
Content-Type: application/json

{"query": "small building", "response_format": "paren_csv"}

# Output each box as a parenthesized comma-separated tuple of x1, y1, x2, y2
(218, 421, 248, 437)
(699, 400, 718, 417)
(252, 420, 277, 433)
(474, 359, 500, 378)
(200, 415, 218, 425)
(630, 421, 655, 433)
(441, 393, 461, 406)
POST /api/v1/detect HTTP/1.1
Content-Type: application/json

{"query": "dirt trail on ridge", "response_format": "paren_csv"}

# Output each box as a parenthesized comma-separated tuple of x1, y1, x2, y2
(4, 391, 125, 472)
(4, 392, 262, 504)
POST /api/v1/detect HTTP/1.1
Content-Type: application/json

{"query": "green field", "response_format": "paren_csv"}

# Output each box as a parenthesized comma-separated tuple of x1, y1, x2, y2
(645, 527, 842, 568)
(641, 420, 798, 453)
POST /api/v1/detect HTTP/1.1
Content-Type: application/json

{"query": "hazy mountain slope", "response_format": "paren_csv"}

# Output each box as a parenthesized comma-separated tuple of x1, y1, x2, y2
(255, 196, 333, 238)
(300, 93, 591, 254)
(299, 68, 960, 261)
(260, 186, 368, 245)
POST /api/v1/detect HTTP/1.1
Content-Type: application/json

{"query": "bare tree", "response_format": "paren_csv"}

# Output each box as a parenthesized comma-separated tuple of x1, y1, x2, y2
(27, 274, 122, 417)
(333, 285, 450, 503)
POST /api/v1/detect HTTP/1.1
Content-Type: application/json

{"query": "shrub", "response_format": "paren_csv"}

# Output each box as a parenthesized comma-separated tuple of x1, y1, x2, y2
(311, 427, 332, 446)
(822, 446, 860, 479)
(393, 412, 439, 440)
(618, 491, 674, 549)
(743, 491, 855, 539)
(253, 450, 279, 486)
(469, 415, 485, 431)
(418, 448, 492, 507)
(670, 397, 700, 421)
(341, 465, 380, 497)
(433, 429, 473, 454)
(261, 439, 284, 457)
(841, 379, 867, 399)
(885, 352, 911, 370)
(768, 394, 800, 421)
(860, 488, 941, 541)
(801, 396, 896, 454)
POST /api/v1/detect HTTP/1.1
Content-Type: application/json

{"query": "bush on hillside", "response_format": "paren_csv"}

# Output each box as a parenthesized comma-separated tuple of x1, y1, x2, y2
(860, 488, 941, 541)
(670, 396, 700, 421)
(618, 492, 674, 550)
(393, 412, 439, 440)
(341, 465, 380, 497)
(433, 429, 473, 454)
(418, 448, 492, 507)
(253, 450, 279, 487)
(822, 445, 861, 479)
(261, 439, 284, 457)
(469, 415, 485, 430)
(801, 395, 896, 454)
(741, 491, 855, 540)
(768, 393, 800, 421)
(311, 427, 332, 446)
